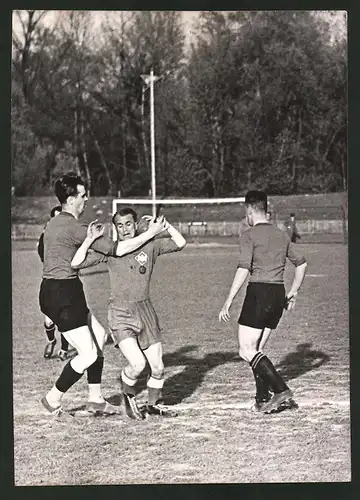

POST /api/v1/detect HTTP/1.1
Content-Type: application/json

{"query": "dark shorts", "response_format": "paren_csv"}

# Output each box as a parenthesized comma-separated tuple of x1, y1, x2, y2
(108, 299, 161, 351)
(39, 278, 89, 333)
(238, 282, 285, 330)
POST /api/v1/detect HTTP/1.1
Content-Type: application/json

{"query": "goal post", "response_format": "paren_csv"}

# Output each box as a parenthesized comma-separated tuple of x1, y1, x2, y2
(111, 197, 246, 241)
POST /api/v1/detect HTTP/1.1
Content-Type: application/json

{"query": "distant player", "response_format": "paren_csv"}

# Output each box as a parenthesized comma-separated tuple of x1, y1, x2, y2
(37, 205, 70, 361)
(40, 172, 166, 419)
(285, 212, 301, 243)
(71, 208, 187, 420)
(219, 191, 307, 414)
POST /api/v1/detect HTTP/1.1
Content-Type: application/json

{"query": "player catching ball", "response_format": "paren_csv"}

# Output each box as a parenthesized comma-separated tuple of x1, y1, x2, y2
(219, 190, 307, 414)
(71, 208, 186, 420)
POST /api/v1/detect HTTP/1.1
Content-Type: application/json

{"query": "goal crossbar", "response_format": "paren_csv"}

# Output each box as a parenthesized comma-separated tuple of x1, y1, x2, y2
(112, 197, 245, 209)
(111, 197, 246, 240)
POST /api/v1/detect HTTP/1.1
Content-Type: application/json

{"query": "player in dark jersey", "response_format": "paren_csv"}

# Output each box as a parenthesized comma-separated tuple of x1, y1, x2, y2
(38, 205, 71, 361)
(71, 208, 186, 419)
(39, 172, 166, 419)
(285, 212, 301, 243)
(219, 191, 307, 414)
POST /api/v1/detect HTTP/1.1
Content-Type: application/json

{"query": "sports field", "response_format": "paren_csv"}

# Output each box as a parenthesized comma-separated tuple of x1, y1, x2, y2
(12, 241, 350, 485)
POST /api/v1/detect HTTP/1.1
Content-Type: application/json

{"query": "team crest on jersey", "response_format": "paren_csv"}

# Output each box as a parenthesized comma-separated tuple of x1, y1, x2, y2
(135, 251, 148, 266)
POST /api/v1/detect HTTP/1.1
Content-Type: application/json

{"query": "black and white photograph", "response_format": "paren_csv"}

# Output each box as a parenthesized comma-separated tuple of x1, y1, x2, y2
(11, 9, 349, 485)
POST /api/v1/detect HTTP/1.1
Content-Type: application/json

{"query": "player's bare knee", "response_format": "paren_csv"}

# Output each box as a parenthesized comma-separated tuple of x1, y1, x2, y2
(150, 363, 164, 379)
(83, 347, 98, 369)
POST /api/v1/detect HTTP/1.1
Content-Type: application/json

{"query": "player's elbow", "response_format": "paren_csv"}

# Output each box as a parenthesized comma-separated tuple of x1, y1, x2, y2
(71, 258, 83, 269)
(178, 238, 187, 249)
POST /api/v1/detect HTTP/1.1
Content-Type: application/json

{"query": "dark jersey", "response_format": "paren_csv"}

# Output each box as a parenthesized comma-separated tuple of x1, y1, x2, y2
(237, 222, 306, 283)
(78, 238, 181, 302)
(42, 211, 116, 280)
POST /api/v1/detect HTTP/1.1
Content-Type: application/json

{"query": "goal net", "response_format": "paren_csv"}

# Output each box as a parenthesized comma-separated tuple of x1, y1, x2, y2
(111, 197, 246, 242)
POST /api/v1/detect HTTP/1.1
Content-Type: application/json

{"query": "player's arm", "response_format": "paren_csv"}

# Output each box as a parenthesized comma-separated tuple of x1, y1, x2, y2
(71, 220, 105, 269)
(285, 242, 307, 310)
(285, 262, 307, 310)
(219, 267, 249, 323)
(165, 219, 186, 249)
(219, 231, 253, 322)
(114, 216, 167, 257)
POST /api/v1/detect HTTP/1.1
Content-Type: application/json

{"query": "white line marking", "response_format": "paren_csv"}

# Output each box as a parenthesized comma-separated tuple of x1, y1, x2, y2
(306, 274, 328, 277)
(14, 398, 350, 419)
(174, 399, 350, 411)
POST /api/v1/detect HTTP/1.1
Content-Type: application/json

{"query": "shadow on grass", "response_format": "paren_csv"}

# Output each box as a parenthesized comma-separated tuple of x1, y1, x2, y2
(69, 343, 330, 412)
(276, 342, 330, 382)
(161, 346, 239, 405)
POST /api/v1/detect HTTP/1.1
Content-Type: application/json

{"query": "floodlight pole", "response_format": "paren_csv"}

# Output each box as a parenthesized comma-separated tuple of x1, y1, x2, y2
(141, 68, 160, 218)
(150, 68, 156, 218)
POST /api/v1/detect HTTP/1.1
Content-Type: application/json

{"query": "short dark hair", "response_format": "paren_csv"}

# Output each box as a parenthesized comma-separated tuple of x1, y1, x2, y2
(54, 172, 85, 204)
(290, 212, 295, 217)
(50, 205, 62, 218)
(245, 190, 267, 213)
(112, 207, 138, 225)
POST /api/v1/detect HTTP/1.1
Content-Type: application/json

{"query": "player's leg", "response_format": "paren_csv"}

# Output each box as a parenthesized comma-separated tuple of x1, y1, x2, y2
(117, 337, 146, 420)
(239, 323, 292, 412)
(238, 283, 272, 409)
(43, 314, 56, 359)
(40, 278, 119, 417)
(143, 342, 177, 417)
(84, 313, 120, 414)
(238, 325, 272, 410)
(253, 327, 273, 406)
(108, 302, 145, 419)
(258, 327, 272, 351)
(143, 341, 164, 405)
(257, 285, 295, 413)
(58, 334, 70, 361)
(42, 324, 97, 414)
(238, 283, 292, 413)
(139, 300, 177, 417)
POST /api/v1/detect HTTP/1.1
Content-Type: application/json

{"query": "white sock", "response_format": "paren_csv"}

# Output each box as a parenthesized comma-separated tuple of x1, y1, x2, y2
(88, 383, 105, 403)
(46, 386, 64, 408)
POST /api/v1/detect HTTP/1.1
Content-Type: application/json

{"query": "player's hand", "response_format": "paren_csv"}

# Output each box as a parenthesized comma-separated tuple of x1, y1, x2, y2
(285, 292, 297, 311)
(87, 219, 105, 241)
(219, 301, 232, 322)
(148, 215, 166, 236)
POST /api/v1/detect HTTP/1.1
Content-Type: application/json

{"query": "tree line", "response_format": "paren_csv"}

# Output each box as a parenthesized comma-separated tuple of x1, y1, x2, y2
(11, 10, 347, 197)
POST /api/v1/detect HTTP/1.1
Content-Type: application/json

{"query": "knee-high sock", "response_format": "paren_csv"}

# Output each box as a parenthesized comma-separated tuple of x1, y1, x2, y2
(60, 334, 69, 351)
(44, 322, 55, 342)
(121, 369, 137, 396)
(250, 352, 289, 394)
(55, 360, 84, 393)
(252, 368, 271, 402)
(147, 375, 164, 405)
(87, 356, 104, 384)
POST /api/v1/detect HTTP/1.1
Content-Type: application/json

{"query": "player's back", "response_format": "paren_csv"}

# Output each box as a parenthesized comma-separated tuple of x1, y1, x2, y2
(239, 223, 304, 283)
(43, 212, 84, 279)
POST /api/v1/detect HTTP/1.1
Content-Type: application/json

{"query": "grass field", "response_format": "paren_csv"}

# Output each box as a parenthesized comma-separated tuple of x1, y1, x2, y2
(12, 241, 350, 485)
